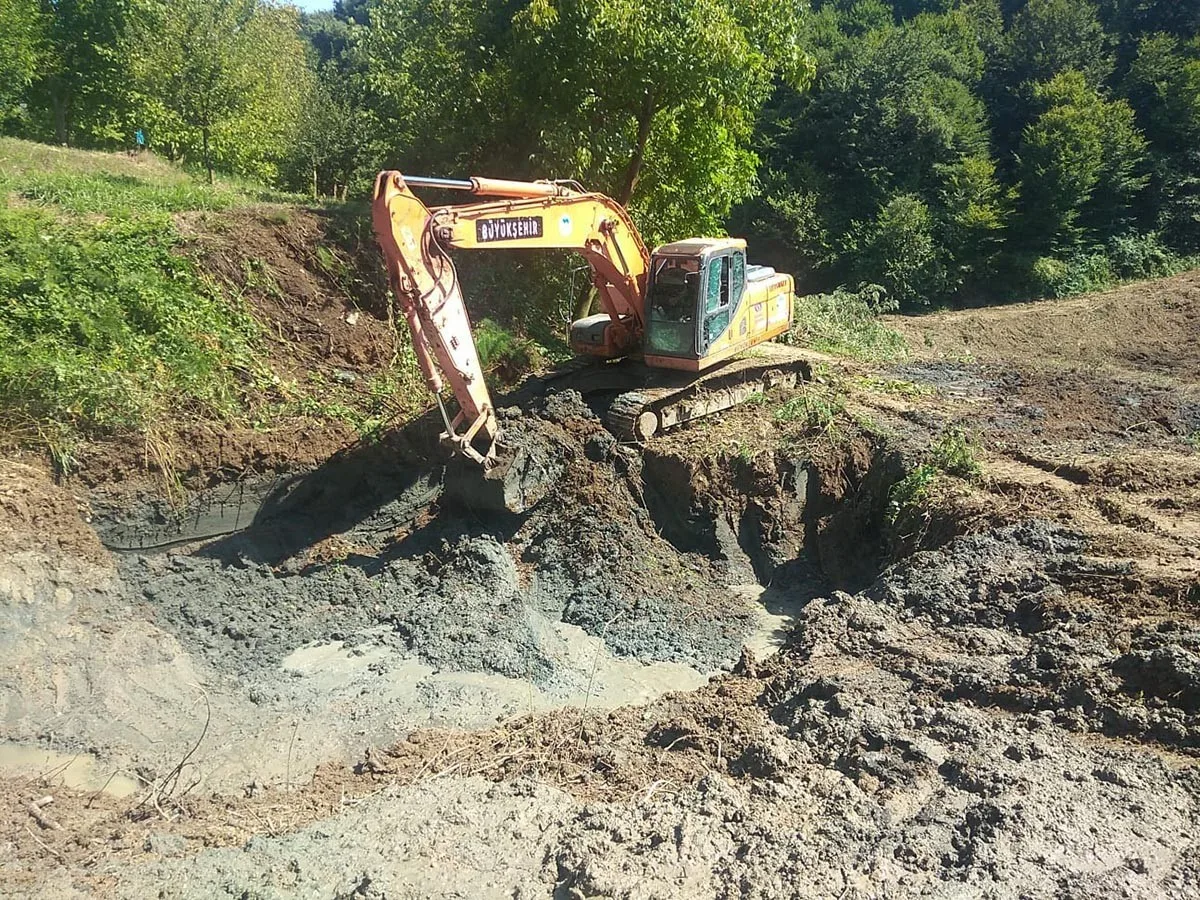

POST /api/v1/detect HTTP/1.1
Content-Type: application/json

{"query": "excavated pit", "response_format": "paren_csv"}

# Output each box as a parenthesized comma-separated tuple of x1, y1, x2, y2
(7, 381, 1200, 896)
(3, 390, 911, 797)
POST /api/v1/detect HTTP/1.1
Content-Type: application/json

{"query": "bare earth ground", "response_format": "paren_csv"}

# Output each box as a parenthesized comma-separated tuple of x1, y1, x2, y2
(2, 272, 1200, 898)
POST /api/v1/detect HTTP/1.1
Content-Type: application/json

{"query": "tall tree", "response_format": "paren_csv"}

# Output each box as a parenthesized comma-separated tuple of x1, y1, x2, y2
(750, 7, 1005, 303)
(1017, 69, 1147, 249)
(1006, 0, 1114, 88)
(27, 0, 134, 145)
(1123, 34, 1200, 248)
(509, 0, 813, 223)
(0, 0, 45, 124)
(130, 0, 312, 183)
(360, 0, 813, 244)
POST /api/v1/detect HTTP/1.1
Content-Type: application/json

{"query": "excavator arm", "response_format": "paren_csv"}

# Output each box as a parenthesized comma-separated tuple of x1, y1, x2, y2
(371, 170, 651, 463)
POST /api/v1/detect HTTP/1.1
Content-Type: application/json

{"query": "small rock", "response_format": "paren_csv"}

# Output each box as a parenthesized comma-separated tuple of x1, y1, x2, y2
(144, 830, 187, 856)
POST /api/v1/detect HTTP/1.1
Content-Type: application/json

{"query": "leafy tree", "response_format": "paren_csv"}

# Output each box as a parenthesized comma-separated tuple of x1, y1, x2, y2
(129, 0, 312, 183)
(1123, 34, 1200, 248)
(1017, 69, 1146, 249)
(289, 71, 363, 198)
(1125, 33, 1200, 154)
(1006, 0, 1114, 88)
(26, 0, 135, 145)
(508, 0, 813, 238)
(751, 7, 1004, 302)
(984, 0, 1113, 164)
(936, 152, 1008, 286)
(1098, 0, 1200, 45)
(361, 0, 812, 242)
(0, 0, 44, 124)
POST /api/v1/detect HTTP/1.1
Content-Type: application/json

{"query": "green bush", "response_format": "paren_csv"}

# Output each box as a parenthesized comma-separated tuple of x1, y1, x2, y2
(788, 286, 909, 361)
(929, 428, 982, 482)
(1107, 233, 1178, 280)
(886, 463, 936, 527)
(854, 195, 941, 309)
(1027, 252, 1115, 298)
(1028, 256, 1071, 297)
(473, 318, 546, 388)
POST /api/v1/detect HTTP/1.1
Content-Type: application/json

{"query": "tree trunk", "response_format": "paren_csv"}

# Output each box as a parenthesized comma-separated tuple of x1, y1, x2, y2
(617, 91, 656, 206)
(52, 90, 68, 146)
(202, 126, 213, 185)
(572, 284, 598, 323)
(313, 161, 318, 199)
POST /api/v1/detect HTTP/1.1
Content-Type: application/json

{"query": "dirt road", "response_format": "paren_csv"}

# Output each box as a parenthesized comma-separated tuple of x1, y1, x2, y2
(2, 273, 1199, 898)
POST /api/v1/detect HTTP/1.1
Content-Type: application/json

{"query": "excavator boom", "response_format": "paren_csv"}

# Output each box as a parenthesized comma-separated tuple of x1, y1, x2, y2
(371, 169, 651, 461)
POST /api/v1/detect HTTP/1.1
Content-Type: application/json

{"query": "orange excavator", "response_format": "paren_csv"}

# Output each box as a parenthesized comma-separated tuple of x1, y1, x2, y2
(371, 170, 805, 464)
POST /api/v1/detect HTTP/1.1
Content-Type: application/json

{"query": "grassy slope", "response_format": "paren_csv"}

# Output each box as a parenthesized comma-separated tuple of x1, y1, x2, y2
(0, 139, 298, 457)
(0, 139, 576, 474)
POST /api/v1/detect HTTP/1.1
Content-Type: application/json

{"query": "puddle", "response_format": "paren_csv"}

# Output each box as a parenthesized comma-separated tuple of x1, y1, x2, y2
(0, 742, 140, 797)
(280, 620, 710, 721)
(736, 584, 805, 657)
(278, 584, 801, 730)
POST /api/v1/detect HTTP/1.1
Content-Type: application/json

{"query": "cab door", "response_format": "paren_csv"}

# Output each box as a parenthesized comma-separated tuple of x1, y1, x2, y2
(700, 251, 746, 355)
(700, 253, 730, 354)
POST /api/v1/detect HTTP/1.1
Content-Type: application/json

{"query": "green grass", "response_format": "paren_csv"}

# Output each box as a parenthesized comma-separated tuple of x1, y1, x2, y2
(773, 390, 844, 430)
(886, 427, 982, 527)
(0, 138, 291, 456)
(851, 374, 932, 398)
(0, 206, 263, 439)
(787, 286, 909, 361)
(0, 137, 299, 215)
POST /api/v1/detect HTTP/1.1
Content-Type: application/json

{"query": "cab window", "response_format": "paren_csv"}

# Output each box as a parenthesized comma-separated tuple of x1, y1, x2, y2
(706, 255, 732, 312)
(647, 257, 700, 323)
(703, 255, 732, 348)
(731, 251, 745, 305)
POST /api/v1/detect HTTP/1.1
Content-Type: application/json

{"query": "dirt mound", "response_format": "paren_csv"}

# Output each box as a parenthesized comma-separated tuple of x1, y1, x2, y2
(890, 269, 1200, 379)
(0, 461, 107, 563)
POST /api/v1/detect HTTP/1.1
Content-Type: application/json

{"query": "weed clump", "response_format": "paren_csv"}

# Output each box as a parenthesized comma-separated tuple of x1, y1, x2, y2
(886, 428, 982, 530)
(786, 286, 909, 361)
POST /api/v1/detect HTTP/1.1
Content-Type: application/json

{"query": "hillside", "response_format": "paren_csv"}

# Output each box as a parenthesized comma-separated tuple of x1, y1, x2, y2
(0, 138, 429, 487)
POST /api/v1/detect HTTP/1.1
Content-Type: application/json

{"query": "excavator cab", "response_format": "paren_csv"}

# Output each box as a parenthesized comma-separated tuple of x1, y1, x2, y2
(642, 238, 792, 372)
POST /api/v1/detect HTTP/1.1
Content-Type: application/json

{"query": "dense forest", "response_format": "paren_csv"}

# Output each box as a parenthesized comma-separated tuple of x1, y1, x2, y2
(2, 0, 1199, 315)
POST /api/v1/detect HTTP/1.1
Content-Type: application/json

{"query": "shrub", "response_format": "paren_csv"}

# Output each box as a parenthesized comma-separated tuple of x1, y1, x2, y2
(854, 195, 941, 309)
(1107, 232, 1177, 280)
(473, 318, 546, 387)
(788, 285, 909, 361)
(929, 428, 982, 481)
(1028, 255, 1071, 297)
(1027, 252, 1115, 298)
